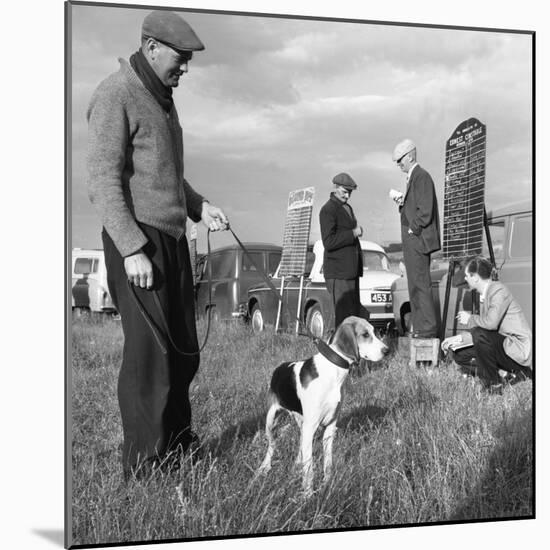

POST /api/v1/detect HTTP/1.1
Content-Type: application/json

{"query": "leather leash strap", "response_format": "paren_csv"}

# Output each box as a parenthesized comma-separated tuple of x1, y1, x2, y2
(227, 226, 282, 301)
(228, 225, 355, 368)
(127, 223, 356, 367)
(126, 229, 214, 356)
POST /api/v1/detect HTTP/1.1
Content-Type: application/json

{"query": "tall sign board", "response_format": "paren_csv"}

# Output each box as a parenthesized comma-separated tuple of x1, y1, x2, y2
(443, 118, 486, 260)
(279, 187, 315, 277)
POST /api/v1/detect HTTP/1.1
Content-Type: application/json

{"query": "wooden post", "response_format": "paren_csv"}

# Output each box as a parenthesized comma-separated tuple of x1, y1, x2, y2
(439, 259, 456, 341)
(275, 276, 285, 332)
(296, 275, 305, 334)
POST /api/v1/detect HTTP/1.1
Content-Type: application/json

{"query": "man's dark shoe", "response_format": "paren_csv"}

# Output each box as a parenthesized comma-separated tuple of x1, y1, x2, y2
(182, 430, 201, 452)
(504, 371, 532, 386)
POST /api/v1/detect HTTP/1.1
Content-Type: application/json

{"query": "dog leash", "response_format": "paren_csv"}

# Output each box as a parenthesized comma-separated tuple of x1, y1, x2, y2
(128, 222, 356, 367)
(226, 225, 282, 301)
(228, 225, 356, 368)
(127, 223, 281, 356)
(126, 229, 215, 356)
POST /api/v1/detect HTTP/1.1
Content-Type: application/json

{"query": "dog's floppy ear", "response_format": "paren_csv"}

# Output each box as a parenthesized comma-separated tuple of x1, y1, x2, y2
(333, 320, 360, 362)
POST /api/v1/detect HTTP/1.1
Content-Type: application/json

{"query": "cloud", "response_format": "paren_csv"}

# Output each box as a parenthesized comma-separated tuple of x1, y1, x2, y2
(70, 4, 532, 248)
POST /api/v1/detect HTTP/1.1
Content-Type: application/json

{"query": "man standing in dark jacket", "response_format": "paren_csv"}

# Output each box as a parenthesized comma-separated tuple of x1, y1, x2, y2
(391, 139, 441, 338)
(319, 173, 364, 329)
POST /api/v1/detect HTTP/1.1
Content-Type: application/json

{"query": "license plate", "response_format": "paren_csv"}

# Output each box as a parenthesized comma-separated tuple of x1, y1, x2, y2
(371, 292, 391, 303)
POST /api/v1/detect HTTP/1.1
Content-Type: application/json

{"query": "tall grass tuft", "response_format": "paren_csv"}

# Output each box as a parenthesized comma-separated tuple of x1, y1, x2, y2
(70, 315, 533, 546)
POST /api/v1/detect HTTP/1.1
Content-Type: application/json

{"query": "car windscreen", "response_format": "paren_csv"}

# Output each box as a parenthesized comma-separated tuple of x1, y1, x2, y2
(362, 251, 390, 271)
(74, 257, 98, 274)
(207, 252, 236, 279)
(482, 219, 505, 261)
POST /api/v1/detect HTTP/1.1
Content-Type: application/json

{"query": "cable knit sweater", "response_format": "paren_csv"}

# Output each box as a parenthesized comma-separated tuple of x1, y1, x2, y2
(87, 58, 205, 257)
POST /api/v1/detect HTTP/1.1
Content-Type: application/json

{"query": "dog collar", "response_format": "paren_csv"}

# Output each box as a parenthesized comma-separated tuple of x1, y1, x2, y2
(316, 339, 356, 370)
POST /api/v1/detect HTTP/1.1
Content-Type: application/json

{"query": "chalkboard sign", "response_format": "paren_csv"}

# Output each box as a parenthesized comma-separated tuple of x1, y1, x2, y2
(279, 187, 315, 277)
(443, 118, 486, 260)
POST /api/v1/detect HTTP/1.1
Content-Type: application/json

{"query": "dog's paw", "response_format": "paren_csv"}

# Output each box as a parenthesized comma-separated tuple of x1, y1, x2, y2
(257, 461, 272, 476)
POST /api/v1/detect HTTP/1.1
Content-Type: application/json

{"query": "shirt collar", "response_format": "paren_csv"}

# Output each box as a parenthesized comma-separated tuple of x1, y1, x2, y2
(479, 281, 490, 303)
(407, 162, 419, 181)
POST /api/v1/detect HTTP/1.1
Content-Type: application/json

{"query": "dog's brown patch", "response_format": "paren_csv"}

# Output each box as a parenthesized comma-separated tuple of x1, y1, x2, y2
(299, 357, 319, 389)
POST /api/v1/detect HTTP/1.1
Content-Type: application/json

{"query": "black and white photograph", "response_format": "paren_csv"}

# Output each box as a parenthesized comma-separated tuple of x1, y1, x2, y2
(66, 1, 536, 547)
(5, 0, 546, 549)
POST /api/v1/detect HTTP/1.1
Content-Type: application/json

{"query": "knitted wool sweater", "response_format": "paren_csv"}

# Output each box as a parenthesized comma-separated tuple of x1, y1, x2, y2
(87, 58, 204, 257)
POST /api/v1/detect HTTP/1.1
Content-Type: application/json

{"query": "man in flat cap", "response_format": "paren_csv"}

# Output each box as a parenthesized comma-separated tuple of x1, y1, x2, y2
(319, 173, 366, 330)
(391, 139, 441, 338)
(87, 10, 228, 480)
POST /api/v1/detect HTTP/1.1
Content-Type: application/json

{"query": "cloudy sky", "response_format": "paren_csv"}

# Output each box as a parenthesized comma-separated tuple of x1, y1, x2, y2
(69, 2, 532, 252)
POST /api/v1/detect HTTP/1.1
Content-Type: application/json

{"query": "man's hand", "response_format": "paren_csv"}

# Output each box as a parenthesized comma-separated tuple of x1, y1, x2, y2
(124, 251, 154, 289)
(201, 202, 229, 232)
(441, 334, 462, 353)
(456, 310, 472, 325)
(353, 225, 363, 238)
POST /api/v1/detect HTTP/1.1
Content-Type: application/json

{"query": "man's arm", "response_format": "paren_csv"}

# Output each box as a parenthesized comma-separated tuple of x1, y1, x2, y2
(87, 84, 148, 257)
(464, 286, 513, 330)
(409, 170, 436, 236)
(319, 205, 359, 251)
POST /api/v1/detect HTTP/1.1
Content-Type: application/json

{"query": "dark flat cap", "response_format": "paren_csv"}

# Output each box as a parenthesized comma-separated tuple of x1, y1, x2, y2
(332, 173, 357, 190)
(142, 10, 205, 52)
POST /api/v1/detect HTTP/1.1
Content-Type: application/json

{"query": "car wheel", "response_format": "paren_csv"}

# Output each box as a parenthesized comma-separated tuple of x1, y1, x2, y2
(251, 304, 264, 333)
(306, 304, 325, 339)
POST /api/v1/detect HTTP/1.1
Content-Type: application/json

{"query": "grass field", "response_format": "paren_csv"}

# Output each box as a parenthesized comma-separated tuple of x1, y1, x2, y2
(69, 314, 533, 546)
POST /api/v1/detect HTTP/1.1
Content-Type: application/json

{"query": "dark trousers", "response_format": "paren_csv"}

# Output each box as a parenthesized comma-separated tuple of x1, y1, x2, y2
(326, 278, 367, 329)
(102, 223, 200, 475)
(453, 327, 532, 387)
(402, 227, 438, 337)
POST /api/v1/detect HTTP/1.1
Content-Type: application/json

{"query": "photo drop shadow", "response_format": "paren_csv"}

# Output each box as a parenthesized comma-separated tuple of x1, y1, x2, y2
(33, 529, 65, 546)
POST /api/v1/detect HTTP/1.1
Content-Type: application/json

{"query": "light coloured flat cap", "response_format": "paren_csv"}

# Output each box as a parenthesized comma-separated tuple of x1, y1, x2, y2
(392, 139, 416, 162)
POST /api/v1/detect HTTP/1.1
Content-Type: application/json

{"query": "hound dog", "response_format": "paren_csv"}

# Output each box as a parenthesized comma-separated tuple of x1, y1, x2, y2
(258, 315, 388, 496)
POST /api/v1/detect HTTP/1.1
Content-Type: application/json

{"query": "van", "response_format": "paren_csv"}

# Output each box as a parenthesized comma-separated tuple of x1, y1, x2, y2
(195, 243, 282, 322)
(391, 199, 532, 337)
(71, 249, 116, 314)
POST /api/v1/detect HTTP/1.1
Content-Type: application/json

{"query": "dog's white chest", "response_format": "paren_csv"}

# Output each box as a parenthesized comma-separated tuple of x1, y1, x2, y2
(299, 369, 344, 426)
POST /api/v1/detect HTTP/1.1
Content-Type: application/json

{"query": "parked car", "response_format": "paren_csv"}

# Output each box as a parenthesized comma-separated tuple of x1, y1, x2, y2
(247, 239, 400, 338)
(195, 243, 282, 322)
(391, 199, 532, 338)
(71, 248, 116, 314)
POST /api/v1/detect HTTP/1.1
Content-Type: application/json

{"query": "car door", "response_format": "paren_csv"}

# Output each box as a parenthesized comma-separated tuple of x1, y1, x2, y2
(500, 213, 532, 328)
(195, 251, 236, 319)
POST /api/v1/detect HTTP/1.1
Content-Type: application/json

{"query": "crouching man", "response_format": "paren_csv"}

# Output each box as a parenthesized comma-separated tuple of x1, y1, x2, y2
(442, 257, 532, 394)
